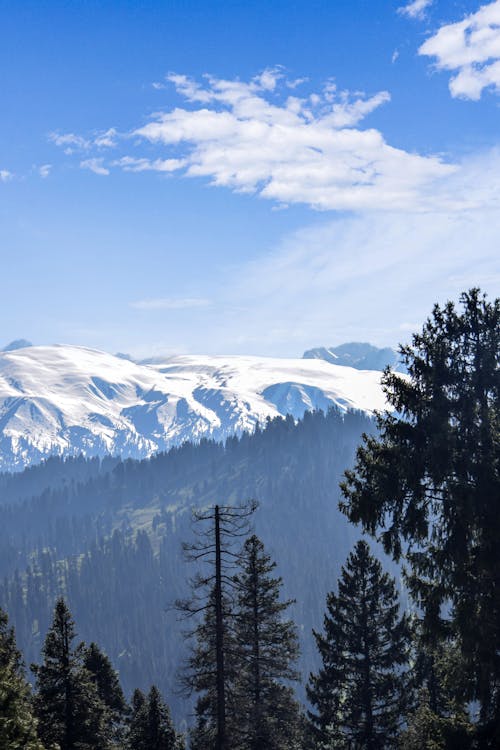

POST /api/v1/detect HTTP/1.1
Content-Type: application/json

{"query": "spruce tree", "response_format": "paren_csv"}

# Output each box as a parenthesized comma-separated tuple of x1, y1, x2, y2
(186, 588, 238, 750)
(128, 688, 147, 750)
(127, 685, 182, 750)
(179, 502, 256, 750)
(32, 598, 109, 750)
(232, 534, 302, 750)
(0, 607, 45, 750)
(400, 688, 473, 750)
(307, 540, 410, 749)
(83, 642, 128, 745)
(340, 289, 500, 746)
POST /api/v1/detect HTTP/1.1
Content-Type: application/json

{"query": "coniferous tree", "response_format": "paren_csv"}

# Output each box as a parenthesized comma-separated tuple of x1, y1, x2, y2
(179, 502, 256, 750)
(0, 607, 45, 750)
(32, 598, 109, 750)
(399, 688, 473, 750)
(127, 685, 182, 750)
(128, 688, 147, 750)
(186, 588, 239, 750)
(307, 540, 410, 750)
(340, 289, 500, 746)
(232, 535, 302, 750)
(83, 642, 128, 746)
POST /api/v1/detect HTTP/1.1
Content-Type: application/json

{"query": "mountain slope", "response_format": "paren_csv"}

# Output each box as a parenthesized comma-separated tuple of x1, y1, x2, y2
(0, 345, 387, 470)
(303, 342, 404, 371)
(0, 408, 385, 719)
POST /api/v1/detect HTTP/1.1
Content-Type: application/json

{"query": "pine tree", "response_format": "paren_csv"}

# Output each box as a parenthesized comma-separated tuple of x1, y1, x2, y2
(32, 598, 110, 750)
(127, 685, 182, 750)
(400, 689, 473, 750)
(232, 535, 302, 750)
(185, 588, 239, 750)
(128, 688, 147, 750)
(83, 642, 128, 746)
(307, 540, 410, 750)
(179, 502, 256, 750)
(402, 636, 474, 750)
(0, 607, 45, 750)
(340, 289, 500, 746)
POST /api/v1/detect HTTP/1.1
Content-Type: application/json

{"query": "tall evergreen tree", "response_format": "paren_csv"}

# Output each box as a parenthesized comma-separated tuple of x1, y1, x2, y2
(32, 598, 109, 750)
(128, 688, 147, 750)
(127, 685, 182, 750)
(185, 588, 239, 750)
(83, 642, 128, 746)
(340, 289, 500, 746)
(307, 540, 410, 750)
(0, 607, 45, 750)
(232, 535, 302, 750)
(179, 502, 256, 750)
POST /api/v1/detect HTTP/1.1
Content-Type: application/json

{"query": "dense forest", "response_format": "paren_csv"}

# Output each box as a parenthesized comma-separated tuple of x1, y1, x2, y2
(0, 406, 376, 720)
(0, 289, 498, 750)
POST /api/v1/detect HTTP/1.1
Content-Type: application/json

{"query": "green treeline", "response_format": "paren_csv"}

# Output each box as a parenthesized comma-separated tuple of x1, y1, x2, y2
(0, 288, 498, 749)
(0, 406, 375, 716)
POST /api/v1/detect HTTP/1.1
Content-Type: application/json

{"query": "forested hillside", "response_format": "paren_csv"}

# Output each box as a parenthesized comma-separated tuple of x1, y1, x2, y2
(0, 407, 377, 722)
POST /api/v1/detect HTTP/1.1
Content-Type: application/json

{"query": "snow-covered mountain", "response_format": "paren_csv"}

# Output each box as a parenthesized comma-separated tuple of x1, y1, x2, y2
(0, 344, 388, 471)
(303, 342, 405, 372)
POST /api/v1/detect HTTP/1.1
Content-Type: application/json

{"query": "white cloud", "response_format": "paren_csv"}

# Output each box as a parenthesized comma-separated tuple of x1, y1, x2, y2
(49, 132, 91, 154)
(80, 158, 110, 176)
(113, 156, 185, 172)
(127, 71, 454, 211)
(50, 128, 118, 153)
(208, 151, 500, 353)
(39, 164, 51, 178)
(419, 0, 500, 99)
(94, 128, 118, 148)
(131, 297, 211, 310)
(0, 169, 13, 182)
(398, 0, 433, 20)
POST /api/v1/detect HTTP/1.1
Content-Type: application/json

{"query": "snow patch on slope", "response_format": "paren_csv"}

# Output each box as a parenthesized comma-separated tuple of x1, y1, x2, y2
(0, 346, 388, 471)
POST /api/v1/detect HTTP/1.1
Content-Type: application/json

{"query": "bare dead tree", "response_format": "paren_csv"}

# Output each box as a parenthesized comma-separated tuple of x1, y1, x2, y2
(177, 500, 257, 750)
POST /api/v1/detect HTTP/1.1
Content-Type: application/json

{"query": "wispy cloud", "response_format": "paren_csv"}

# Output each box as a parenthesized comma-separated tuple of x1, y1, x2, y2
(419, 0, 500, 100)
(80, 158, 110, 176)
(49, 132, 91, 154)
(94, 128, 118, 148)
(113, 156, 185, 173)
(50, 128, 118, 154)
(124, 70, 454, 212)
(0, 169, 13, 182)
(209, 149, 500, 352)
(130, 297, 211, 310)
(398, 0, 433, 20)
(38, 164, 51, 178)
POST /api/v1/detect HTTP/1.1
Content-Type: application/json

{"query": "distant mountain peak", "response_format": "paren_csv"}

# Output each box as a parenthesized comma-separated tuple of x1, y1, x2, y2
(303, 342, 405, 372)
(0, 344, 388, 471)
(2, 339, 33, 352)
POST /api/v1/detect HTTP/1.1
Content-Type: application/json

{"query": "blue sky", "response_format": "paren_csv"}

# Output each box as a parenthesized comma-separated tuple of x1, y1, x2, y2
(1, 0, 499, 357)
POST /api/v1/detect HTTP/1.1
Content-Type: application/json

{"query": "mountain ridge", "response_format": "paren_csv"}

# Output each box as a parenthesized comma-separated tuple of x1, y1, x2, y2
(0, 344, 387, 471)
(303, 341, 405, 372)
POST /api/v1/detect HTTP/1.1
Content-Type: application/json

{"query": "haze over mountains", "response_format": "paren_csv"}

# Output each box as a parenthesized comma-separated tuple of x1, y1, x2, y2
(0, 342, 392, 471)
(303, 342, 404, 372)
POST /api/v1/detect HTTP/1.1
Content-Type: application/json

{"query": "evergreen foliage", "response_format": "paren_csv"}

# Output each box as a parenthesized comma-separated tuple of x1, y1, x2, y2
(127, 685, 183, 750)
(0, 408, 378, 723)
(32, 598, 110, 750)
(340, 289, 500, 745)
(83, 641, 128, 745)
(0, 607, 44, 750)
(232, 535, 303, 750)
(185, 588, 238, 750)
(307, 540, 410, 749)
(399, 689, 474, 750)
(180, 503, 256, 750)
